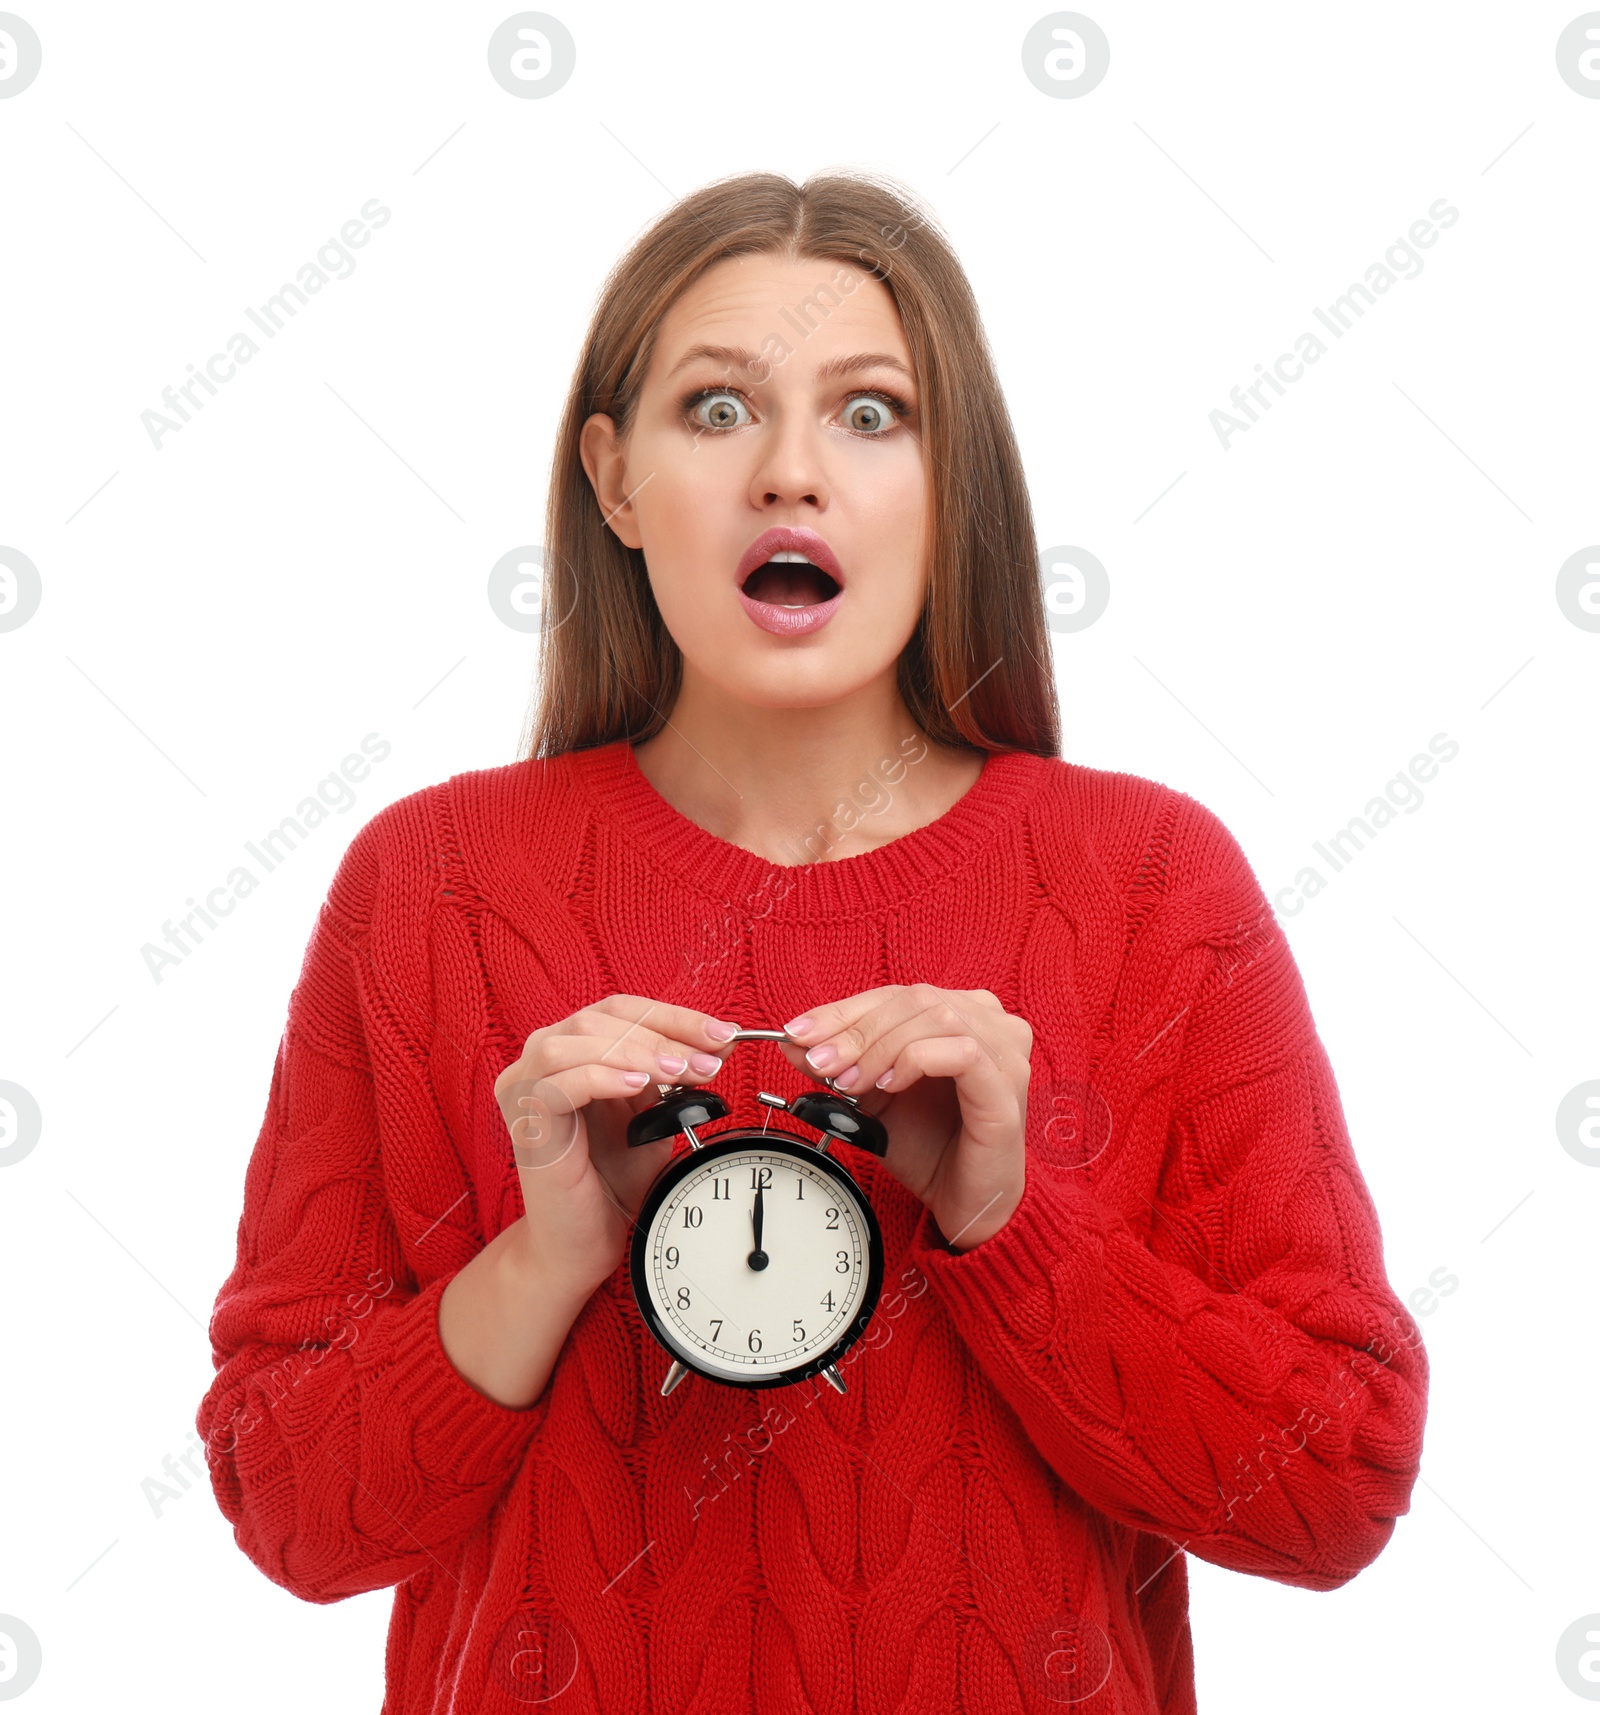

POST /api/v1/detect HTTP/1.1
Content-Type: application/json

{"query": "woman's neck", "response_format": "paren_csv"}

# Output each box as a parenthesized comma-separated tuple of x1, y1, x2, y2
(630, 677, 985, 867)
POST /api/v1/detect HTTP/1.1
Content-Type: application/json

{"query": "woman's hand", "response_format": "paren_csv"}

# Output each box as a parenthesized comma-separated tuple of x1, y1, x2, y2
(444, 994, 739, 1409)
(493, 995, 740, 1301)
(777, 985, 1031, 1251)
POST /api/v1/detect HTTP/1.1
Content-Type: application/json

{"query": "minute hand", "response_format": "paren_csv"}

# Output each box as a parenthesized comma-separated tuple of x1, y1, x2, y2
(747, 1184, 769, 1270)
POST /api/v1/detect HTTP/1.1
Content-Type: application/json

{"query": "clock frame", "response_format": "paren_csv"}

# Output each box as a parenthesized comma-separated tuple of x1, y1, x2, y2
(623, 1027, 890, 1396)
(629, 1125, 886, 1394)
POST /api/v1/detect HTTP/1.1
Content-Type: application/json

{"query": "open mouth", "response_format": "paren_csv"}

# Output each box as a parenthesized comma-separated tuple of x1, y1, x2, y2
(739, 550, 842, 609)
(735, 536, 845, 636)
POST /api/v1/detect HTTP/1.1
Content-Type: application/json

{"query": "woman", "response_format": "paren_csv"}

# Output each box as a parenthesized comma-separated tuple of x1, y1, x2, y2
(198, 170, 1427, 1712)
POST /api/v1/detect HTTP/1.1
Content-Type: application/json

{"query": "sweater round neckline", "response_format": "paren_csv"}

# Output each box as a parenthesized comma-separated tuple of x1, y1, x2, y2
(561, 738, 1047, 918)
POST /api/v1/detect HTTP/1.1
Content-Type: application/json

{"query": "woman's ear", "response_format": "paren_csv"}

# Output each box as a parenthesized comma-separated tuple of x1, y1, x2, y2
(579, 413, 644, 550)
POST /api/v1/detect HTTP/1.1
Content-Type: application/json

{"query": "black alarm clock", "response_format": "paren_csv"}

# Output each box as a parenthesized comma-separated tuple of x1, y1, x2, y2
(626, 1027, 889, 1397)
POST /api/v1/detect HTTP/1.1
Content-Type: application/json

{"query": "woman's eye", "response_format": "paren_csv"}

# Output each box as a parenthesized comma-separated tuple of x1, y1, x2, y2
(840, 394, 899, 435)
(688, 390, 751, 430)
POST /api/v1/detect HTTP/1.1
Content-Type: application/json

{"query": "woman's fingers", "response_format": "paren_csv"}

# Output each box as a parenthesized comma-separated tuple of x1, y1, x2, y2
(783, 987, 927, 1076)
(786, 986, 1013, 1090)
(495, 994, 742, 1191)
(497, 1058, 653, 1122)
(487, 995, 745, 1305)
(835, 1000, 1006, 1093)
(507, 1008, 740, 1090)
(776, 995, 906, 1083)
(497, 1060, 662, 1177)
(509, 995, 740, 1091)
(867, 1033, 1012, 1114)
(509, 1028, 728, 1088)
(584, 994, 740, 1060)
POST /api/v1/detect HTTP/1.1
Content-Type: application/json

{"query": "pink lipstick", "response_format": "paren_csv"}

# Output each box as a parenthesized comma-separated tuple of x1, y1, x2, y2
(735, 526, 845, 637)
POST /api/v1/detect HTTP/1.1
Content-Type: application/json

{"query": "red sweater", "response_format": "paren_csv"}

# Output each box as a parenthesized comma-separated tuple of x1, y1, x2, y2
(198, 740, 1427, 1714)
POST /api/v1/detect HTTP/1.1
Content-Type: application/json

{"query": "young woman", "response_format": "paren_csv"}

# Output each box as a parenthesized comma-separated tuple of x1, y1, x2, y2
(199, 170, 1428, 1713)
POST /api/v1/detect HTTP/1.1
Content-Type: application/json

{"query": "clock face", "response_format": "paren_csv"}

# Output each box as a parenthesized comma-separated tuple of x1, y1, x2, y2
(631, 1129, 884, 1388)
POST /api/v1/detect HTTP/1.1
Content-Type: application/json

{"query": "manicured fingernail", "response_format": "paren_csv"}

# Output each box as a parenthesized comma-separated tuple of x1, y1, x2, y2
(805, 1044, 837, 1071)
(784, 1015, 814, 1036)
(658, 1054, 689, 1075)
(875, 1069, 895, 1088)
(621, 1070, 651, 1088)
(705, 1018, 738, 1041)
(833, 1065, 860, 1090)
(688, 1052, 721, 1075)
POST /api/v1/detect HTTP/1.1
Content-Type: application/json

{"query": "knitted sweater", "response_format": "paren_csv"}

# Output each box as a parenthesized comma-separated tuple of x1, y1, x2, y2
(198, 739, 1427, 1715)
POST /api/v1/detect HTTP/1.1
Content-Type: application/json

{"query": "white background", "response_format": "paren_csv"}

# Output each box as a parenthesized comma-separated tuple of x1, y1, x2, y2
(2, 3, 1597, 1710)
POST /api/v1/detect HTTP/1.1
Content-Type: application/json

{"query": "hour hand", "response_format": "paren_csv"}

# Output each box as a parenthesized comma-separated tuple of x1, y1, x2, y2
(748, 1184, 768, 1271)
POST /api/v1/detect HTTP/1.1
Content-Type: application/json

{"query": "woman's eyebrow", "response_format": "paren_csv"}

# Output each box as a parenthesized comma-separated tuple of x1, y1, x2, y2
(664, 343, 762, 379)
(813, 352, 913, 382)
(664, 343, 914, 384)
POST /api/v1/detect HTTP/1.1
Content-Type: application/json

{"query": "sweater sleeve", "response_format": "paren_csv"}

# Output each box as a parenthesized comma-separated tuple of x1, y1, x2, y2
(906, 800, 1428, 1593)
(195, 808, 546, 1603)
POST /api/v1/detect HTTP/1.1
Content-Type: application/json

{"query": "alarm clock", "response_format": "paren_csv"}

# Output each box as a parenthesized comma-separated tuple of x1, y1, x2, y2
(626, 1027, 889, 1397)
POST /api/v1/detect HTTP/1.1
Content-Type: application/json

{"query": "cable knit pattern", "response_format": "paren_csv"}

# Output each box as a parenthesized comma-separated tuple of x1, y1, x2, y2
(197, 741, 1427, 1714)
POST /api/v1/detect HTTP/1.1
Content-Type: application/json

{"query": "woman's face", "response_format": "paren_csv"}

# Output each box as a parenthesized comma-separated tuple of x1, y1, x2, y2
(581, 252, 930, 712)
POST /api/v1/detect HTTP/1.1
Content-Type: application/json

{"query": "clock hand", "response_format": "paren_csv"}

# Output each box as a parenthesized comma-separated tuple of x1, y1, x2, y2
(748, 1183, 768, 1271)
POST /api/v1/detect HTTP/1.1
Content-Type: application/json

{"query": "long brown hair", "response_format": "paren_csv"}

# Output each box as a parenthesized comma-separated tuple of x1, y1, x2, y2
(523, 168, 1060, 760)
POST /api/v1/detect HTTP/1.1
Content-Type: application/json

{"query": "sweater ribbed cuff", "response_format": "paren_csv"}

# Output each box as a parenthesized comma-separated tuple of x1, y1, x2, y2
(907, 1161, 1102, 1348)
(371, 1272, 550, 1485)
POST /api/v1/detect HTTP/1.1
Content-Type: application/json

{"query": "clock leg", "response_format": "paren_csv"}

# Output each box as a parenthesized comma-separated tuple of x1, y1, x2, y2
(660, 1359, 691, 1397)
(821, 1364, 847, 1396)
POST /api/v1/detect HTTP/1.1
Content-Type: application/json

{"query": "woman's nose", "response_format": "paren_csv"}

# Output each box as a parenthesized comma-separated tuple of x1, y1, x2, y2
(746, 408, 829, 510)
